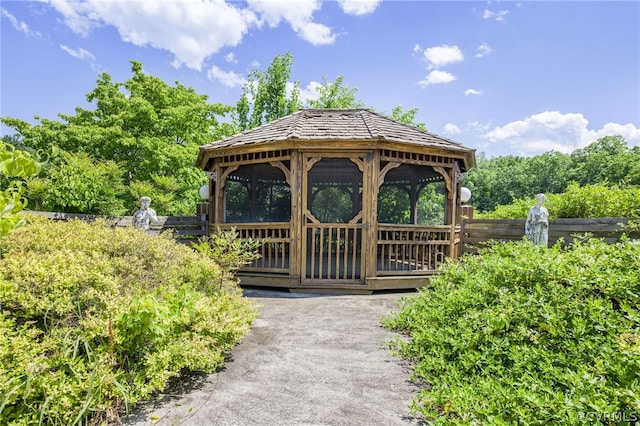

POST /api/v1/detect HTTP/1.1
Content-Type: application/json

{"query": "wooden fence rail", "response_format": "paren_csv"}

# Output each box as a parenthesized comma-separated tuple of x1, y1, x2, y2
(461, 217, 638, 254)
(24, 211, 208, 245)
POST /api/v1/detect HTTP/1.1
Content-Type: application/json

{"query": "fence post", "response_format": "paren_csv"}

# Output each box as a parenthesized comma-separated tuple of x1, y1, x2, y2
(461, 205, 474, 220)
(196, 203, 209, 217)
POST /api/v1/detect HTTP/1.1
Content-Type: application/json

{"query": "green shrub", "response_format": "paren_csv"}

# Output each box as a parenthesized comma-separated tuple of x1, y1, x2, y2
(26, 151, 128, 216)
(0, 142, 39, 238)
(384, 239, 640, 425)
(0, 218, 256, 425)
(479, 183, 640, 219)
(193, 226, 263, 285)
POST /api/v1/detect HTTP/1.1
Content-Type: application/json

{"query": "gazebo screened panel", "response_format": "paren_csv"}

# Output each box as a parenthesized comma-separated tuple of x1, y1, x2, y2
(378, 163, 447, 226)
(225, 163, 291, 223)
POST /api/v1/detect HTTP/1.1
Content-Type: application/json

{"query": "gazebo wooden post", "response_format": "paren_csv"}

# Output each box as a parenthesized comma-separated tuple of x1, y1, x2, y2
(289, 151, 302, 280)
(214, 161, 223, 224)
(449, 165, 459, 260)
(215, 163, 239, 225)
(364, 150, 379, 280)
(206, 173, 216, 227)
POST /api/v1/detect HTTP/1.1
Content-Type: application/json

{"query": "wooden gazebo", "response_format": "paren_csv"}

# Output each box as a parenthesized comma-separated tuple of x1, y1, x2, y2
(196, 109, 476, 292)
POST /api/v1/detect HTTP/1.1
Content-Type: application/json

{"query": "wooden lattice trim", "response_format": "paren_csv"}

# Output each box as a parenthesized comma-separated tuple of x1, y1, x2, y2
(380, 149, 453, 167)
(218, 149, 291, 166)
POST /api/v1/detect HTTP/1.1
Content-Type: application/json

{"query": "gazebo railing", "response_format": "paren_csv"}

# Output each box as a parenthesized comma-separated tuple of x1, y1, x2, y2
(305, 223, 363, 281)
(377, 224, 451, 275)
(214, 223, 452, 278)
(216, 223, 290, 273)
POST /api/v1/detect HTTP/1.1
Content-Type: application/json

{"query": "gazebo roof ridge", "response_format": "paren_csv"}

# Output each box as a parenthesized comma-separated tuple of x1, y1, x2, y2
(359, 108, 380, 138)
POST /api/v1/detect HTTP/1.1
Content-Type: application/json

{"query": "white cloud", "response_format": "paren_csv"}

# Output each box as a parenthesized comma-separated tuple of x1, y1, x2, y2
(60, 44, 95, 61)
(482, 111, 640, 156)
(465, 89, 483, 96)
(47, 0, 385, 70)
(1, 7, 40, 37)
(482, 9, 509, 21)
(418, 70, 457, 88)
(469, 120, 493, 133)
(224, 52, 237, 63)
(423, 44, 464, 69)
(443, 123, 461, 135)
(586, 122, 640, 148)
(295, 81, 322, 103)
(475, 43, 492, 58)
(48, 0, 259, 70)
(48, 0, 96, 36)
(337, 0, 382, 16)
(247, 0, 335, 45)
(207, 66, 245, 88)
(294, 21, 336, 45)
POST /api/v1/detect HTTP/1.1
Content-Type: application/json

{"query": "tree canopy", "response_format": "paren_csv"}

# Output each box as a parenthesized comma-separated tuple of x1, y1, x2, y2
(463, 135, 639, 212)
(235, 52, 300, 132)
(2, 61, 234, 215)
(306, 75, 364, 109)
(234, 52, 428, 131)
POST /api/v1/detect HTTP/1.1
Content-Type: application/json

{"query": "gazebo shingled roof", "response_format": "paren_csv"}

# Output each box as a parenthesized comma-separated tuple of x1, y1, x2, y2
(196, 108, 476, 171)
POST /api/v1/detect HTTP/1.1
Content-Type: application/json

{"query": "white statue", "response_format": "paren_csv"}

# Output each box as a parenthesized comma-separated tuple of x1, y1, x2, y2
(133, 196, 159, 231)
(525, 193, 549, 246)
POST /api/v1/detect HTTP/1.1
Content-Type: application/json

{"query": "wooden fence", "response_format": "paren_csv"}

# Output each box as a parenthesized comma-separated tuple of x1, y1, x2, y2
(24, 211, 208, 245)
(461, 216, 638, 254)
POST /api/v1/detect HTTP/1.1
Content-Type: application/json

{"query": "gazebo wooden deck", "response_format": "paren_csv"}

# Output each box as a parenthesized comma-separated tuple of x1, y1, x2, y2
(196, 109, 476, 293)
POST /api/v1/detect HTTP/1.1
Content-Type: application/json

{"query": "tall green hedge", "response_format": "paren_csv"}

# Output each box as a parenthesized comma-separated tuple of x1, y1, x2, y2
(0, 218, 256, 425)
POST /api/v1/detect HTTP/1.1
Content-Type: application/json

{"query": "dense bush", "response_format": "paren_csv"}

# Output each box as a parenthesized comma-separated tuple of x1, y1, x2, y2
(27, 151, 128, 216)
(0, 218, 256, 425)
(0, 142, 39, 238)
(384, 239, 640, 425)
(479, 182, 640, 219)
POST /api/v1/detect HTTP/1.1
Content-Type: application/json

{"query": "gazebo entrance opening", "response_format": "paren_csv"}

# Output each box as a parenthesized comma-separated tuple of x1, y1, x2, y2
(302, 154, 369, 284)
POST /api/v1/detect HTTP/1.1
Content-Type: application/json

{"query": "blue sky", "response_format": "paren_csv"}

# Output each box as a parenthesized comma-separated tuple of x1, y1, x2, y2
(2, 0, 639, 158)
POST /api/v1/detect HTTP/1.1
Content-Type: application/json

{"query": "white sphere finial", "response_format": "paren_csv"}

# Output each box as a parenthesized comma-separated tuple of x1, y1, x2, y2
(460, 187, 471, 203)
(199, 184, 210, 201)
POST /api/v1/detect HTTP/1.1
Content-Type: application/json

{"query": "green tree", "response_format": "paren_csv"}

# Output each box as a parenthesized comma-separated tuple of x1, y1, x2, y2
(388, 105, 427, 130)
(463, 154, 529, 212)
(629, 145, 640, 185)
(464, 150, 573, 212)
(521, 151, 571, 195)
(569, 135, 638, 186)
(235, 52, 300, 131)
(0, 142, 39, 237)
(1, 61, 234, 215)
(306, 75, 365, 109)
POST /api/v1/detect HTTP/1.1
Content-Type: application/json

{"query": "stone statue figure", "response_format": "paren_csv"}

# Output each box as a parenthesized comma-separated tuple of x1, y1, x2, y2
(133, 196, 159, 231)
(525, 193, 549, 246)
